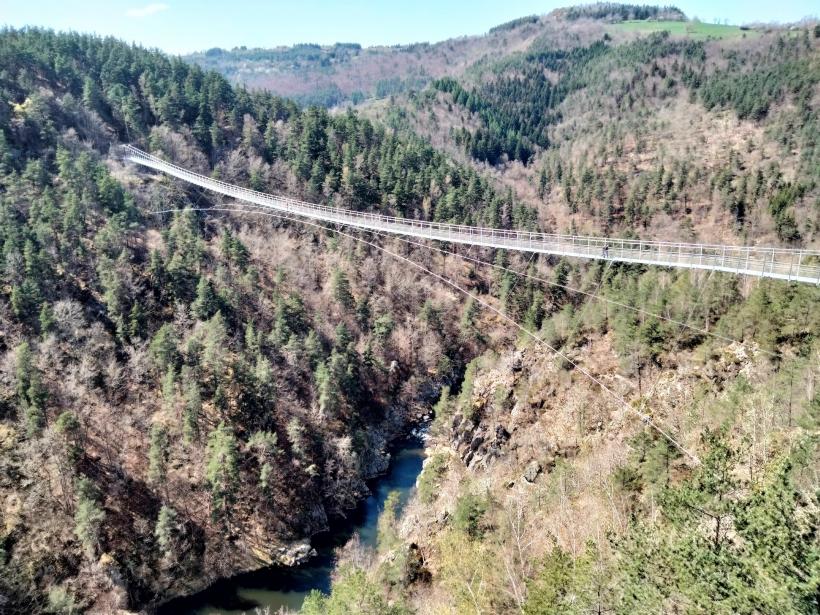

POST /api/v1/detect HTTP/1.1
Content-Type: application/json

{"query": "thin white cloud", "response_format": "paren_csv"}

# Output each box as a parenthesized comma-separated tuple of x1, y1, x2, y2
(125, 3, 169, 18)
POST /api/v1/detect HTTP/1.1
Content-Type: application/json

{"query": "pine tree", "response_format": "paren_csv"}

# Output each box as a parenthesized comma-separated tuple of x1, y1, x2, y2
(263, 119, 279, 162)
(248, 430, 278, 494)
(202, 311, 228, 375)
(286, 417, 308, 460)
(15, 342, 33, 406)
(10, 278, 41, 323)
(147, 423, 170, 486)
(459, 298, 479, 338)
(244, 321, 260, 355)
(212, 383, 228, 415)
(192, 276, 218, 320)
(315, 360, 341, 418)
(154, 504, 178, 560)
(205, 422, 239, 520)
(355, 296, 371, 328)
(183, 378, 201, 443)
(162, 366, 176, 413)
(333, 323, 353, 354)
(24, 371, 46, 436)
(523, 290, 545, 331)
(303, 329, 323, 369)
(331, 268, 354, 310)
(372, 313, 395, 345)
(128, 302, 144, 340)
(74, 477, 105, 560)
(81, 76, 102, 113)
(537, 167, 549, 199)
(0, 129, 13, 174)
(15, 342, 46, 436)
(254, 354, 276, 405)
(147, 250, 167, 296)
(149, 324, 177, 372)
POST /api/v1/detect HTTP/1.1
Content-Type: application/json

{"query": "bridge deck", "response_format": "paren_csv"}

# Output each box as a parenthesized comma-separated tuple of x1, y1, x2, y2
(120, 146, 820, 285)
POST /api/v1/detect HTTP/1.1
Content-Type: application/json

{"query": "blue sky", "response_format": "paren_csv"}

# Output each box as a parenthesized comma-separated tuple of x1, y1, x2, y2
(1, 1, 817, 54)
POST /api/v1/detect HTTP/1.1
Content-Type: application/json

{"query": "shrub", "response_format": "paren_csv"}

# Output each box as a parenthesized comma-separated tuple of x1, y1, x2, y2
(452, 491, 490, 539)
(417, 453, 448, 503)
(46, 585, 78, 614)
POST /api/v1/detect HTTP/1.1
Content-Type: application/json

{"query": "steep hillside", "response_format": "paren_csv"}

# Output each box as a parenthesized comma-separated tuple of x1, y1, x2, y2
(347, 299, 820, 614)
(361, 23, 820, 246)
(1, 7, 819, 615)
(184, 4, 766, 111)
(0, 28, 531, 613)
(285, 11, 820, 615)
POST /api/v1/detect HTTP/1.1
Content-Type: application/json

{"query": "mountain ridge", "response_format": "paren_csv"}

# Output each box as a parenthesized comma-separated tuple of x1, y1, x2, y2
(184, 5, 805, 108)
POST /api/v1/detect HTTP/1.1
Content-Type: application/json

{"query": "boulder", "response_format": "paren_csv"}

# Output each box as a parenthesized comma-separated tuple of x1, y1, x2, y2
(276, 542, 317, 566)
(523, 460, 542, 483)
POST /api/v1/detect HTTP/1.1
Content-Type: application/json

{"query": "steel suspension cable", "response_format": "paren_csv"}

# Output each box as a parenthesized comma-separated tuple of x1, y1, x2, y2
(217, 201, 771, 358)
(359, 223, 775, 357)
(123, 144, 820, 285)
(154, 205, 700, 464)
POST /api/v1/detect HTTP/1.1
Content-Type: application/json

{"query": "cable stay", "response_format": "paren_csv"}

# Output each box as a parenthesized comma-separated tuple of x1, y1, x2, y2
(154, 205, 701, 464)
(182, 201, 778, 359)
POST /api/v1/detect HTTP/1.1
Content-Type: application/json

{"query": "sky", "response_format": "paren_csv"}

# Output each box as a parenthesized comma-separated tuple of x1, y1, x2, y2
(1, 0, 817, 55)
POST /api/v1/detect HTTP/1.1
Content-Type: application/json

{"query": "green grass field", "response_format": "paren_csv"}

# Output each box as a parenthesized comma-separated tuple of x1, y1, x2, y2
(610, 20, 756, 40)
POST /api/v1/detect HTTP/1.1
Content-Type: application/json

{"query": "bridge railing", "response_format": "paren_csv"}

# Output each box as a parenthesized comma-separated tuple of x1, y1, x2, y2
(119, 145, 820, 284)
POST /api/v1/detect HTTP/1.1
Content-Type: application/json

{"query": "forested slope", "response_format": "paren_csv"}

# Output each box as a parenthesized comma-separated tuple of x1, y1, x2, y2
(365, 20, 820, 246)
(184, 9, 614, 108)
(0, 27, 532, 612)
(0, 9, 819, 615)
(295, 12, 820, 615)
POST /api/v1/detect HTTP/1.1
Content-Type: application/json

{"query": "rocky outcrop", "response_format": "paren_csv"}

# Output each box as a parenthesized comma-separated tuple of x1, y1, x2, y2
(276, 542, 317, 567)
(449, 351, 534, 469)
(522, 460, 541, 483)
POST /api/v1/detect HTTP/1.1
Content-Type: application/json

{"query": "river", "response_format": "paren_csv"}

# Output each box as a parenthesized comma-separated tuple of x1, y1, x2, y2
(157, 437, 426, 615)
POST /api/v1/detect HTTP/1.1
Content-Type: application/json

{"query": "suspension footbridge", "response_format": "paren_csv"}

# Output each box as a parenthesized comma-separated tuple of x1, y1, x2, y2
(119, 145, 820, 285)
